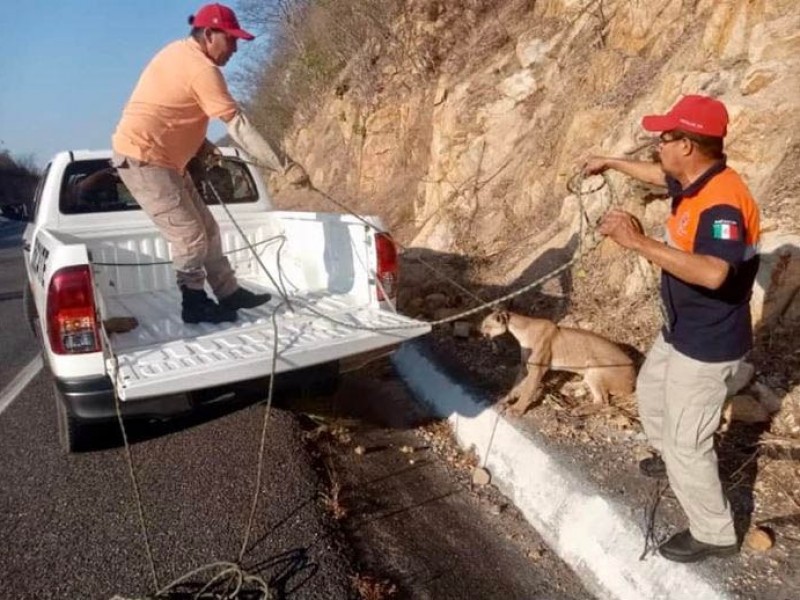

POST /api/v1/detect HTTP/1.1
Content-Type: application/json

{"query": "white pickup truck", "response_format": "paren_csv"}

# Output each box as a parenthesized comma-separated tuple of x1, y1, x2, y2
(23, 148, 430, 452)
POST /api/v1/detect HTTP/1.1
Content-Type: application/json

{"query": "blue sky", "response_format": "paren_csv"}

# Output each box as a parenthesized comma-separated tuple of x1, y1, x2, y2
(0, 1, 265, 167)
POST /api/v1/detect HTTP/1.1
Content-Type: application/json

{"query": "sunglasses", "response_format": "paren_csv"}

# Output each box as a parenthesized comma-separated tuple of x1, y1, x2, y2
(658, 132, 686, 145)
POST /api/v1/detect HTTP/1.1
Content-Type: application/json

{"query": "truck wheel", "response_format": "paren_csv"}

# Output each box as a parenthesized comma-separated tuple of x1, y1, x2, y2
(53, 383, 94, 453)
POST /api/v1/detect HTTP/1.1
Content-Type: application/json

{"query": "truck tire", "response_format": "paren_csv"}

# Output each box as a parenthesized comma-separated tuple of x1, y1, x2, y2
(53, 383, 94, 453)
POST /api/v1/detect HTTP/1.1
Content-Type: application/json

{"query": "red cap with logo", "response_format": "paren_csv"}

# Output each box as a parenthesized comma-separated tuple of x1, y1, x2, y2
(191, 3, 254, 40)
(642, 95, 729, 138)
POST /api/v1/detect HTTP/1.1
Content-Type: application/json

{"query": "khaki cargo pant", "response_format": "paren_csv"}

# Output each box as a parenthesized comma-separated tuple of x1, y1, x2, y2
(113, 153, 238, 298)
(637, 333, 740, 546)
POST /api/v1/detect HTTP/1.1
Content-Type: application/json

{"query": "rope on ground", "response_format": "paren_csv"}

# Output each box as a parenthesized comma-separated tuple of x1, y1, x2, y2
(104, 287, 284, 600)
(639, 479, 669, 561)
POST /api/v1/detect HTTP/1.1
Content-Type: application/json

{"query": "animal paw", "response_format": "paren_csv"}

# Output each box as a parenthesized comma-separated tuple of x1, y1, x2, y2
(509, 403, 531, 417)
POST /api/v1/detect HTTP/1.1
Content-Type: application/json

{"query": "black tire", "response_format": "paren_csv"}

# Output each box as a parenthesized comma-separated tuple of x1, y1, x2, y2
(53, 383, 94, 453)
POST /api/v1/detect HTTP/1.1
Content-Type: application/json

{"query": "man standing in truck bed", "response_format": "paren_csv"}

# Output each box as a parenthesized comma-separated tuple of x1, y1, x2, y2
(112, 3, 307, 324)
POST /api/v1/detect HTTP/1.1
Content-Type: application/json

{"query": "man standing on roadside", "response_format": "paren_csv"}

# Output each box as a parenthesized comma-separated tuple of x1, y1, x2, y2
(583, 95, 760, 562)
(113, 3, 308, 324)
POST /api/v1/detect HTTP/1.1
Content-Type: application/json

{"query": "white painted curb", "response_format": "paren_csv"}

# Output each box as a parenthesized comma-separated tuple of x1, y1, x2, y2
(392, 342, 730, 600)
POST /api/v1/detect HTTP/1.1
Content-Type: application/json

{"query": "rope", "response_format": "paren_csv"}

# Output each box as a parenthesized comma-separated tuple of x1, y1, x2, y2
(105, 325, 160, 592)
(237, 307, 281, 564)
(106, 301, 282, 600)
(91, 236, 287, 267)
(639, 479, 669, 560)
(105, 221, 286, 599)
(234, 156, 619, 333)
(313, 170, 613, 329)
(107, 160, 618, 599)
(208, 184, 294, 310)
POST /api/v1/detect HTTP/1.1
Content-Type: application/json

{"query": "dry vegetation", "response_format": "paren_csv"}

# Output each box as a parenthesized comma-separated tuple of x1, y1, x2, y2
(0, 151, 39, 219)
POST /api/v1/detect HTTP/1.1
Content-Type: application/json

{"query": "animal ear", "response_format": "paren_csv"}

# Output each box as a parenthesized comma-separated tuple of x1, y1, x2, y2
(498, 310, 509, 325)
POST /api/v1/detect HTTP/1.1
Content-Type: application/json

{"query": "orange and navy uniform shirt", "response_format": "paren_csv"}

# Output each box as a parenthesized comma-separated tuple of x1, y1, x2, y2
(662, 161, 760, 362)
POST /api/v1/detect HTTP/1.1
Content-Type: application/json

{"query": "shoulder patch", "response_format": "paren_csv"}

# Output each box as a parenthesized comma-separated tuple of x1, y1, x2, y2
(712, 219, 740, 241)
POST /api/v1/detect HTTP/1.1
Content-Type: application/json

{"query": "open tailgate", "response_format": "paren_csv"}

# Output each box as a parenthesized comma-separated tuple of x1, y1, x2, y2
(105, 291, 431, 400)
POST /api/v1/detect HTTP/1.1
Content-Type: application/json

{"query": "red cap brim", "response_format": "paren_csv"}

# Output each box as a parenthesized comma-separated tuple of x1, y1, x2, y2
(641, 114, 678, 132)
(226, 28, 255, 40)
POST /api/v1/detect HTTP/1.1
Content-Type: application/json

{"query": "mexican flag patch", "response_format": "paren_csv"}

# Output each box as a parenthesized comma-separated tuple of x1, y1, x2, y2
(712, 219, 740, 241)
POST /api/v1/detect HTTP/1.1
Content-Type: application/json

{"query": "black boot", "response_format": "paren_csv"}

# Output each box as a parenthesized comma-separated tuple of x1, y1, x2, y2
(219, 287, 272, 311)
(181, 287, 237, 324)
(639, 455, 667, 480)
(659, 530, 738, 563)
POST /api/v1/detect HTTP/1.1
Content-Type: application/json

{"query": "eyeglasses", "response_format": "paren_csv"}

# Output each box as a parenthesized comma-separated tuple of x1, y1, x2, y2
(658, 132, 685, 145)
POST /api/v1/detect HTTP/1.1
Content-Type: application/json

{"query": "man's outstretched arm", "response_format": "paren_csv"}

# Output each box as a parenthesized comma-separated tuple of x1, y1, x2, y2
(583, 156, 667, 187)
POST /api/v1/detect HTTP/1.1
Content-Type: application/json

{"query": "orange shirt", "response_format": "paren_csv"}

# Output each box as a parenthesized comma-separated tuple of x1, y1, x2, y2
(112, 38, 238, 172)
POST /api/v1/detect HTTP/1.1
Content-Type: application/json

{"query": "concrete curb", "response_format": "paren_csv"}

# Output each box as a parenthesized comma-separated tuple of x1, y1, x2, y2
(392, 341, 731, 600)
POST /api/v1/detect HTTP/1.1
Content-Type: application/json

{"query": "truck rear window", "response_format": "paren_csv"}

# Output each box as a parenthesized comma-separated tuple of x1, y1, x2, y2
(59, 158, 259, 214)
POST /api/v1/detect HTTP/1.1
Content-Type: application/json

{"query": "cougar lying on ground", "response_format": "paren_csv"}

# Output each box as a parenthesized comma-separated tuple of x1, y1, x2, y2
(480, 310, 636, 416)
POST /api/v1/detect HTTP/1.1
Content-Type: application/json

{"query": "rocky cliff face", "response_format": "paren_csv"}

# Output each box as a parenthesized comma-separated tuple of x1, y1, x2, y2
(273, 0, 800, 431)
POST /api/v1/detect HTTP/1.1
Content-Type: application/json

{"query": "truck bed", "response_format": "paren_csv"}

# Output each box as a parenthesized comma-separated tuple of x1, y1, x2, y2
(105, 279, 429, 400)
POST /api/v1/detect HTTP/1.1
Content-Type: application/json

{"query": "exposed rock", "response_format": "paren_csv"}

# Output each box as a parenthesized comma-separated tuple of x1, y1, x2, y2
(425, 292, 450, 311)
(751, 234, 800, 329)
(740, 64, 779, 96)
(515, 34, 556, 69)
(721, 395, 771, 430)
(498, 70, 538, 102)
(471, 467, 492, 486)
(751, 382, 784, 415)
(278, 0, 800, 443)
(744, 526, 775, 552)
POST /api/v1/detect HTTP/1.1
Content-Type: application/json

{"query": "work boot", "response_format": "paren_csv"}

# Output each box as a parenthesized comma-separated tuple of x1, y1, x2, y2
(659, 530, 738, 563)
(219, 287, 272, 311)
(181, 287, 237, 324)
(639, 455, 667, 480)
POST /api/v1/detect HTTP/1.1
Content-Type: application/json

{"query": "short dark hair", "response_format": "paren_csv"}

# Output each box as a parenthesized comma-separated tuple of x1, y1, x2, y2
(188, 15, 208, 41)
(189, 25, 227, 42)
(675, 129, 725, 160)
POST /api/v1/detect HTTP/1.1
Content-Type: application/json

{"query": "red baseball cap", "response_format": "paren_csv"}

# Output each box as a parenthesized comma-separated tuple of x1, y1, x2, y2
(642, 94, 728, 138)
(191, 3, 254, 40)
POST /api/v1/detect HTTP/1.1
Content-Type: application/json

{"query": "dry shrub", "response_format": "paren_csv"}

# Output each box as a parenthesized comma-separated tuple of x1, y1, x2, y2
(235, 0, 405, 140)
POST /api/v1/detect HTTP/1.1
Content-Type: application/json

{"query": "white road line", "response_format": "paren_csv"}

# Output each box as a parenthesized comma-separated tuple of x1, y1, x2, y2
(0, 355, 44, 417)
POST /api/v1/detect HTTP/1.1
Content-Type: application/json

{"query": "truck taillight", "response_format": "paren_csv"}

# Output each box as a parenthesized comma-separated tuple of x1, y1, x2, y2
(47, 265, 101, 354)
(375, 232, 398, 302)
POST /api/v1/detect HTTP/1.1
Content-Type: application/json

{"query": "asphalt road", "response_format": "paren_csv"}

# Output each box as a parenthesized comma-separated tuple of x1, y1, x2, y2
(0, 216, 590, 600)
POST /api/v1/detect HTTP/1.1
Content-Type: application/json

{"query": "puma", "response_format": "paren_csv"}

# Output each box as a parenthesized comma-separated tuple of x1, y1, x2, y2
(480, 310, 636, 415)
